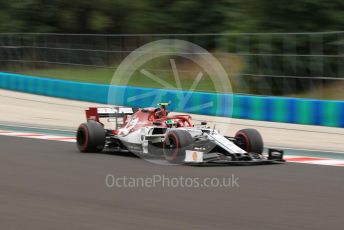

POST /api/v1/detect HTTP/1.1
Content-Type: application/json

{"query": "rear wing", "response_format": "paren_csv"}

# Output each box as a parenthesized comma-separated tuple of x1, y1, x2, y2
(85, 107, 134, 122)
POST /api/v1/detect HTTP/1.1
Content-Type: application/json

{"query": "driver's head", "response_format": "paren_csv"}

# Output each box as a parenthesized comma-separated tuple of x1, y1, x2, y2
(166, 119, 173, 127)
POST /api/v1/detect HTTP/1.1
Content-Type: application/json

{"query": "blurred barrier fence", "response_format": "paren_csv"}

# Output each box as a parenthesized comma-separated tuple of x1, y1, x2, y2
(1, 32, 344, 99)
(1, 72, 343, 128)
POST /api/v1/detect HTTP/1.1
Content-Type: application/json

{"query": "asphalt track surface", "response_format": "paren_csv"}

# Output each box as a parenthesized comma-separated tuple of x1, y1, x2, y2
(1, 136, 343, 230)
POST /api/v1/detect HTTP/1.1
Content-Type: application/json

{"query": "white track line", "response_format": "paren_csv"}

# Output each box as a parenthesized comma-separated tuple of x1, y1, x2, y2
(267, 146, 344, 154)
(0, 130, 76, 142)
(0, 130, 343, 167)
(283, 156, 344, 167)
(0, 122, 75, 133)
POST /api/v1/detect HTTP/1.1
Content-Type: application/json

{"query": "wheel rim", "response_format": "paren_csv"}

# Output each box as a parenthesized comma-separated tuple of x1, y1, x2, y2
(163, 134, 179, 160)
(236, 133, 250, 152)
(77, 126, 88, 150)
(164, 137, 176, 154)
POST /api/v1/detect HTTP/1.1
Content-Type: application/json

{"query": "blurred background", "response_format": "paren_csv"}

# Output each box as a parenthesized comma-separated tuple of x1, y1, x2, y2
(1, 0, 344, 99)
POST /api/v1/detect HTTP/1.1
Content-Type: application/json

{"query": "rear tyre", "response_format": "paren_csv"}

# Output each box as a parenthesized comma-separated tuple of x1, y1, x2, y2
(235, 128, 263, 154)
(163, 130, 193, 163)
(76, 121, 105, 153)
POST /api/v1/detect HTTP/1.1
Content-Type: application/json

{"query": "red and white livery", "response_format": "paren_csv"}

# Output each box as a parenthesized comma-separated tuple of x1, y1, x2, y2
(76, 103, 284, 165)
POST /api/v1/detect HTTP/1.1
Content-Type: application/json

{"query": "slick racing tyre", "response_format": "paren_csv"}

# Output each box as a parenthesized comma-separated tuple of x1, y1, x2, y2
(76, 120, 105, 153)
(235, 128, 263, 154)
(163, 130, 193, 163)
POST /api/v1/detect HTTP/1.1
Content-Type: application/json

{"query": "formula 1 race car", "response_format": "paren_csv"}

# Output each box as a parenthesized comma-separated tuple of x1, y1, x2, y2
(76, 103, 284, 165)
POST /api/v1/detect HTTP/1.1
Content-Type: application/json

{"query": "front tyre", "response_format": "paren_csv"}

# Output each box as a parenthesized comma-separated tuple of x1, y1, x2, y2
(163, 130, 193, 163)
(235, 128, 263, 154)
(76, 121, 105, 153)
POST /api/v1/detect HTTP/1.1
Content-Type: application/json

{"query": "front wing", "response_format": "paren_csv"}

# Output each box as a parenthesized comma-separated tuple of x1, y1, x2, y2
(183, 148, 285, 166)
